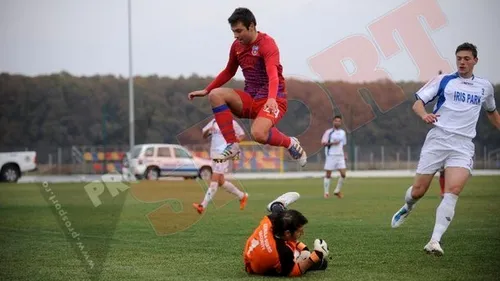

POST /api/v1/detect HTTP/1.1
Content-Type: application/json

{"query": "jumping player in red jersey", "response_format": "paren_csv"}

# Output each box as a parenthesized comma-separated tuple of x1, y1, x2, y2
(187, 7, 307, 166)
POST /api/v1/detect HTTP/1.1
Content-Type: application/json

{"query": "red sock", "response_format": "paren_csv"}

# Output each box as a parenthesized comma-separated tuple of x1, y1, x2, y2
(212, 104, 238, 143)
(266, 127, 291, 148)
(439, 173, 445, 194)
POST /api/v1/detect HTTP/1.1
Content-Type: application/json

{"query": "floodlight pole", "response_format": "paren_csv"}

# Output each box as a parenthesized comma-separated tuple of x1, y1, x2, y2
(128, 0, 135, 150)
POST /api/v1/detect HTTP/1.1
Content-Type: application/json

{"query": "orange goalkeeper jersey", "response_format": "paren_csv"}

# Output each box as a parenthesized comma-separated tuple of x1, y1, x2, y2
(243, 215, 303, 276)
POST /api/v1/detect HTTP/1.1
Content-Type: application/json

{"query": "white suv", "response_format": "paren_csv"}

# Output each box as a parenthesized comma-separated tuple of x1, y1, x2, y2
(122, 144, 213, 180)
(0, 151, 37, 182)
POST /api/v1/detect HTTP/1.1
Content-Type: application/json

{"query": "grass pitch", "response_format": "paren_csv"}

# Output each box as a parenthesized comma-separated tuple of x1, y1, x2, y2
(1, 176, 499, 281)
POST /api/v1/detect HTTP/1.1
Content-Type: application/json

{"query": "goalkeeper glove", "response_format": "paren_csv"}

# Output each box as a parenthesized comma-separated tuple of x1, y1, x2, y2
(309, 239, 329, 263)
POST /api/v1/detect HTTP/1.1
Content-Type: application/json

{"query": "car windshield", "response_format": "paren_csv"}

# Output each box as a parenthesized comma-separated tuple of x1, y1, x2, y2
(130, 146, 143, 159)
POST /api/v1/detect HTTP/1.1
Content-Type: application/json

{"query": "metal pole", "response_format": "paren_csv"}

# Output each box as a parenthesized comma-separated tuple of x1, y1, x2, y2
(128, 0, 135, 150)
(354, 145, 358, 171)
(349, 105, 355, 171)
(57, 147, 62, 174)
(483, 146, 487, 169)
(407, 146, 411, 170)
(381, 145, 384, 169)
(103, 104, 108, 174)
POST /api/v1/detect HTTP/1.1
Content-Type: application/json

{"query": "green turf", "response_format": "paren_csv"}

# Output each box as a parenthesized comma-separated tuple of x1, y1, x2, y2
(1, 176, 500, 281)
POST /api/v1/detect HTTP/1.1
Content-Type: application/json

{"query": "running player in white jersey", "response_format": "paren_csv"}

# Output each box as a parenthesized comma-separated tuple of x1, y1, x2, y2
(391, 43, 500, 256)
(193, 118, 249, 214)
(321, 115, 348, 199)
(436, 70, 446, 199)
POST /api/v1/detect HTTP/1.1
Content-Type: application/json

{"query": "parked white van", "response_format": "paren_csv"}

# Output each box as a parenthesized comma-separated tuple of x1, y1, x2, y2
(122, 144, 212, 180)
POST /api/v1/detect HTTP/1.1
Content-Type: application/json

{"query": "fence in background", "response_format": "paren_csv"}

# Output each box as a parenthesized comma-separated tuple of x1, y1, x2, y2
(10, 143, 500, 175)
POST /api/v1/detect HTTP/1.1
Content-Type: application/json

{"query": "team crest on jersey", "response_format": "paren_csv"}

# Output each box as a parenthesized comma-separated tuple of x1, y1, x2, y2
(251, 45, 259, 56)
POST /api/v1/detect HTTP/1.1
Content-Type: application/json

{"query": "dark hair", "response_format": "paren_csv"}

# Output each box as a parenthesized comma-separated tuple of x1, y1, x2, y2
(228, 7, 256, 29)
(333, 115, 342, 120)
(455, 42, 477, 58)
(271, 209, 308, 238)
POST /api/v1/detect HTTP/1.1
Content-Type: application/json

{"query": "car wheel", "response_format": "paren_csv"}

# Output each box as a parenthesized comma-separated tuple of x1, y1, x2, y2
(145, 167, 160, 180)
(1, 164, 21, 183)
(199, 166, 212, 181)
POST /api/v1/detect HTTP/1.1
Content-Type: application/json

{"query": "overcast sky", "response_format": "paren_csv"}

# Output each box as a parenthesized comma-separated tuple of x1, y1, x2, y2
(1, 0, 499, 83)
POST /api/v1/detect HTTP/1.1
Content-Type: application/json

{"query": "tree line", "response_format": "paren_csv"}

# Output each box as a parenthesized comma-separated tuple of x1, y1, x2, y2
(1, 72, 499, 154)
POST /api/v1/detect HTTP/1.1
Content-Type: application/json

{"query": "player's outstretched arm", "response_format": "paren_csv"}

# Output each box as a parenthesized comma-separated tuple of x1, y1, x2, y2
(187, 44, 239, 100)
(294, 239, 329, 276)
(204, 43, 239, 93)
(279, 239, 329, 277)
(260, 38, 280, 100)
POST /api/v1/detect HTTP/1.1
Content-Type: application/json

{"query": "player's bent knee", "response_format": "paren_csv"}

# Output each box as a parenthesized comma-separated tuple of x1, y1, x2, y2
(447, 183, 465, 195)
(208, 89, 225, 102)
(411, 174, 433, 196)
(218, 178, 225, 186)
(411, 183, 430, 199)
(251, 128, 268, 144)
(208, 88, 237, 105)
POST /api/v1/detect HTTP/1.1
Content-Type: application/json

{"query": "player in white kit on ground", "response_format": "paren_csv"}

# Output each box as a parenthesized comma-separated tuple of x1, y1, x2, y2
(390, 43, 500, 256)
(321, 115, 348, 199)
(193, 118, 249, 214)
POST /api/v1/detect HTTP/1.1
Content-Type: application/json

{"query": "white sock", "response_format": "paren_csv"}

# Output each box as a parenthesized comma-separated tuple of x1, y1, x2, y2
(222, 181, 245, 199)
(323, 178, 331, 194)
(404, 186, 419, 210)
(431, 193, 458, 242)
(201, 181, 218, 208)
(334, 177, 345, 193)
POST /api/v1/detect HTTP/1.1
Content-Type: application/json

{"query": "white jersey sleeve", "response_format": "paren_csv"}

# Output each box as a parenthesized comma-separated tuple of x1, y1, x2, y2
(233, 121, 245, 137)
(342, 130, 347, 146)
(202, 119, 215, 134)
(483, 82, 497, 112)
(415, 74, 445, 104)
(321, 129, 332, 144)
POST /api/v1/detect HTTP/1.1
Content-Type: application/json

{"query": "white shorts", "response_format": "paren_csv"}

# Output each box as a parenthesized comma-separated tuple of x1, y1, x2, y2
(324, 155, 346, 171)
(416, 127, 474, 174)
(212, 161, 229, 174)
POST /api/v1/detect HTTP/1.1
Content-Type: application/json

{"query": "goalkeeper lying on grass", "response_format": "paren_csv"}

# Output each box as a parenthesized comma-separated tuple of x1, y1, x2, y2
(243, 192, 329, 276)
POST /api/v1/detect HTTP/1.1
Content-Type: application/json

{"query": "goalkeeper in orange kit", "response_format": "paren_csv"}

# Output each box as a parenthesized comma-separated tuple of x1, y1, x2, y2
(243, 192, 329, 276)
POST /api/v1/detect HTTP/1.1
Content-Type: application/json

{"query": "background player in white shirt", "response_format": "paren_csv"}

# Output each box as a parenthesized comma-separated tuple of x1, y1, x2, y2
(321, 116, 348, 199)
(193, 118, 248, 214)
(436, 71, 446, 199)
(391, 43, 500, 256)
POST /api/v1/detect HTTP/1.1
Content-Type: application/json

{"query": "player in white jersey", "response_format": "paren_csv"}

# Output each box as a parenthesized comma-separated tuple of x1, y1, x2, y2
(193, 118, 249, 214)
(391, 43, 500, 256)
(321, 115, 348, 199)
